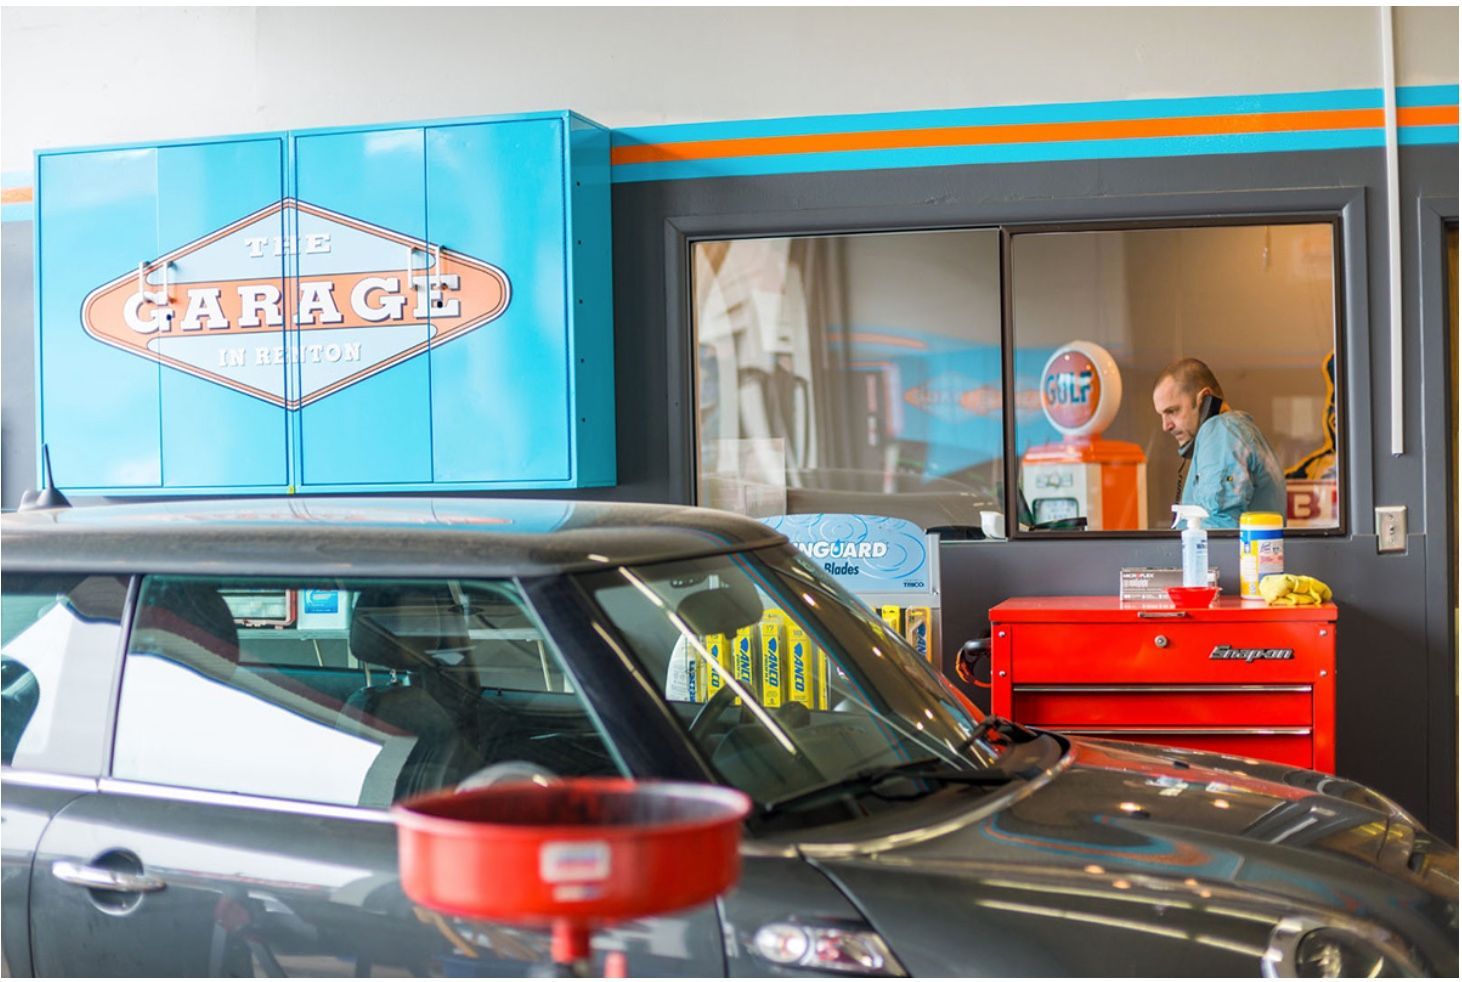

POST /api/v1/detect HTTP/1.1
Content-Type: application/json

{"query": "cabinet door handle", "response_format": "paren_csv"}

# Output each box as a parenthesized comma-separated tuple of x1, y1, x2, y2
(1154, 635, 1170, 648)
(52, 860, 166, 894)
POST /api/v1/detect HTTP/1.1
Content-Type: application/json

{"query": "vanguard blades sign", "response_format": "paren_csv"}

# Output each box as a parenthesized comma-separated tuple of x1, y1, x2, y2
(80, 199, 511, 408)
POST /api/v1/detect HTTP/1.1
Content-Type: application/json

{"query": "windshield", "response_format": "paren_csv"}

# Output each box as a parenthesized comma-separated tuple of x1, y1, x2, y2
(581, 545, 1000, 812)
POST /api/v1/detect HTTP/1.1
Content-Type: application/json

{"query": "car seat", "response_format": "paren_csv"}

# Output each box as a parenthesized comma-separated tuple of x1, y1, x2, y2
(340, 587, 488, 801)
(130, 579, 242, 682)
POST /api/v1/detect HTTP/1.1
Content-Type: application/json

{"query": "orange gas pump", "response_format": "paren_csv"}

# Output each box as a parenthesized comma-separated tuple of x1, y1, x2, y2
(1021, 341, 1147, 530)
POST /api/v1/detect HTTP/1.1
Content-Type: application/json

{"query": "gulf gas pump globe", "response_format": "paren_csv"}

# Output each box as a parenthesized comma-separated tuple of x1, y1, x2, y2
(1021, 341, 1148, 530)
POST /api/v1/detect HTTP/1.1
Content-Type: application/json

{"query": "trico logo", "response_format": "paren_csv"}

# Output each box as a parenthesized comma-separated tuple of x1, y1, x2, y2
(80, 200, 510, 408)
(1209, 645, 1295, 662)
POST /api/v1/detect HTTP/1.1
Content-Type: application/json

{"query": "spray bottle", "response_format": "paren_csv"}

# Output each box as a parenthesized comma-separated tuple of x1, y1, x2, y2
(1172, 504, 1210, 587)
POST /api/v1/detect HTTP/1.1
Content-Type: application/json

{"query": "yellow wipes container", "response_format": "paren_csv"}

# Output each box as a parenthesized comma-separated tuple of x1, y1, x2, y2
(704, 633, 729, 699)
(760, 610, 787, 708)
(1239, 512, 1285, 600)
(786, 623, 817, 708)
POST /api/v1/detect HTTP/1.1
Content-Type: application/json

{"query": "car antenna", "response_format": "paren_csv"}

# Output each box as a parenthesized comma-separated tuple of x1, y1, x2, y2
(19, 445, 72, 511)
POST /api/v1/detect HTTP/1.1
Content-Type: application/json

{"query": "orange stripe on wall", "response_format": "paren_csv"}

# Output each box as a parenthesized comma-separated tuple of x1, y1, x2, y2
(1398, 104, 1459, 127)
(613, 106, 1459, 166)
(1, 187, 33, 204)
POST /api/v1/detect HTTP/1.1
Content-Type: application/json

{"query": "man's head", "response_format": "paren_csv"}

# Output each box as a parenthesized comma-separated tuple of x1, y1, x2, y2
(1152, 358, 1224, 448)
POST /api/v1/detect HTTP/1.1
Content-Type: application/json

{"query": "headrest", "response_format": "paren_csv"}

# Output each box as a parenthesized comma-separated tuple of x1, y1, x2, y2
(349, 587, 471, 672)
(132, 579, 241, 679)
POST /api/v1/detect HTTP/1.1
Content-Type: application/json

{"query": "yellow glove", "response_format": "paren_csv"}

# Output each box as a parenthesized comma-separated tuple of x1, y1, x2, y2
(1259, 573, 1333, 606)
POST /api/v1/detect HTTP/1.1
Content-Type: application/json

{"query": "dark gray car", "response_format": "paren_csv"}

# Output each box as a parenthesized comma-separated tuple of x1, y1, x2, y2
(2, 498, 1456, 977)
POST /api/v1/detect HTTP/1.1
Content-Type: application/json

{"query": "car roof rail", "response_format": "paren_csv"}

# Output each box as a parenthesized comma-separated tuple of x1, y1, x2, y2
(18, 445, 72, 512)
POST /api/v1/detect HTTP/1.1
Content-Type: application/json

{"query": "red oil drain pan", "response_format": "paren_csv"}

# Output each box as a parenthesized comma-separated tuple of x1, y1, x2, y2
(394, 778, 751, 970)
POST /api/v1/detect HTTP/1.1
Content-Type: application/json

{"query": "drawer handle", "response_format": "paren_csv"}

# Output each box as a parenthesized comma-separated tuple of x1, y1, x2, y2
(1061, 727, 1312, 736)
(1154, 635, 1170, 648)
(1015, 684, 1312, 694)
(1138, 611, 1190, 619)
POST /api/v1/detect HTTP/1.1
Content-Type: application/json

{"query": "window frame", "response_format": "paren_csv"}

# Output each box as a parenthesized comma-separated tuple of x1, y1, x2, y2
(676, 193, 1358, 541)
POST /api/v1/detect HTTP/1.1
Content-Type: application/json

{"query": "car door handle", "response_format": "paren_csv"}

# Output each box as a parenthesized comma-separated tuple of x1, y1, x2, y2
(51, 860, 166, 894)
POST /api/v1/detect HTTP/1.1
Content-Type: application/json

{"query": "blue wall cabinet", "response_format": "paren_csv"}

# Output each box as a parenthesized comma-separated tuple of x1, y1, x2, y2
(34, 112, 615, 495)
(37, 137, 289, 492)
(291, 126, 433, 488)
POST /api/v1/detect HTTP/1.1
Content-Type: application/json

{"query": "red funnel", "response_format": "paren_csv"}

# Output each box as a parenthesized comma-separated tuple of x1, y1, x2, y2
(394, 778, 750, 967)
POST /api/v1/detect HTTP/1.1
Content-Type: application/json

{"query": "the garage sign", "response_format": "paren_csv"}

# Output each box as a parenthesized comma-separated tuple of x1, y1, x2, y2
(80, 200, 511, 408)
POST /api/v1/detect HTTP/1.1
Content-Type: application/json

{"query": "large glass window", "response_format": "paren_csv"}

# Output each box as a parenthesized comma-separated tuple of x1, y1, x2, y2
(692, 220, 1342, 535)
(113, 577, 623, 809)
(1010, 223, 1339, 531)
(693, 231, 1004, 529)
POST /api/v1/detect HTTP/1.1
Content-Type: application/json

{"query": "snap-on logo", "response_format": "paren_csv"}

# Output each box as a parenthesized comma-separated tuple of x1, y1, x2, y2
(1209, 645, 1295, 662)
(80, 199, 510, 408)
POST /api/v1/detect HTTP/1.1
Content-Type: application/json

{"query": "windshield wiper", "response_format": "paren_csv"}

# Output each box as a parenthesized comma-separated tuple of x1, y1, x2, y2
(961, 714, 1040, 752)
(760, 757, 1017, 815)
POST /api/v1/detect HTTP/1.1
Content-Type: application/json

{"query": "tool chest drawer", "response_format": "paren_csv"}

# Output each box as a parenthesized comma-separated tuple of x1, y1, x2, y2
(1012, 684, 1313, 728)
(1069, 729, 1317, 769)
(989, 597, 1336, 773)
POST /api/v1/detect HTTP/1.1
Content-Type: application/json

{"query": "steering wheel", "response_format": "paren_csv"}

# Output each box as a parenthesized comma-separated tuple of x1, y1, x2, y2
(455, 760, 559, 792)
(687, 683, 747, 742)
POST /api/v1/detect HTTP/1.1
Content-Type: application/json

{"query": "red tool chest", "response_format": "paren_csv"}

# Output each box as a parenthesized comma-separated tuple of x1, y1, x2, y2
(989, 596, 1336, 772)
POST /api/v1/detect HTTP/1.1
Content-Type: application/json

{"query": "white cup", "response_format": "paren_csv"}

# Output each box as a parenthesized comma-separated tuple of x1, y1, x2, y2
(980, 510, 1006, 540)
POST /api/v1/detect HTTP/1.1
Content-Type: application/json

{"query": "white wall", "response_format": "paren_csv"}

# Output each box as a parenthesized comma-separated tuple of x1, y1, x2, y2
(2, 6, 1456, 172)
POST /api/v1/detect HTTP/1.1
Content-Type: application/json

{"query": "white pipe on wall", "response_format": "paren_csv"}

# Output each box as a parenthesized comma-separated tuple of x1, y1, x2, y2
(1382, 5, 1404, 456)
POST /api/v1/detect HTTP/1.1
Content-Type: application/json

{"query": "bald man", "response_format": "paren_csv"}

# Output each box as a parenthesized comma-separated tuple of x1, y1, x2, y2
(1152, 358, 1286, 529)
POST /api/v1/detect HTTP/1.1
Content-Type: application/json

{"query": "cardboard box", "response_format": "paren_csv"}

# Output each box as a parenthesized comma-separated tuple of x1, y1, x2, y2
(1120, 566, 1220, 602)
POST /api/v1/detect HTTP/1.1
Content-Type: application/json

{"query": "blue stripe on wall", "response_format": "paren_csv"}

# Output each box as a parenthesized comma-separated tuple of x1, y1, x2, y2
(612, 85, 1457, 148)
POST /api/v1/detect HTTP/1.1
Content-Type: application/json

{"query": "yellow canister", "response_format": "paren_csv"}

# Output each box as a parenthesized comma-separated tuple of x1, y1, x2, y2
(1239, 512, 1285, 600)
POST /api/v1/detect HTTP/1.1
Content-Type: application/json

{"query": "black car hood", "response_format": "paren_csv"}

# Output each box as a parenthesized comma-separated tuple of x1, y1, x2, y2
(799, 736, 1458, 976)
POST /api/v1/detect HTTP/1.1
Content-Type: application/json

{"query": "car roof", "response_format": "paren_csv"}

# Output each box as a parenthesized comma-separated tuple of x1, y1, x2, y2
(1, 497, 788, 578)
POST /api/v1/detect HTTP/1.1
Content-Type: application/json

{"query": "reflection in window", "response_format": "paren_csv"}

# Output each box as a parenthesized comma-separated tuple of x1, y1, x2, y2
(1, 574, 128, 774)
(1011, 224, 1339, 531)
(113, 577, 622, 809)
(693, 231, 1004, 530)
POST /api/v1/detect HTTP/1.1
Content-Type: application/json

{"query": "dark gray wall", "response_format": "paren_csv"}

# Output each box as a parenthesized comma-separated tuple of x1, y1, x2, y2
(1, 144, 1456, 836)
(608, 145, 1458, 836)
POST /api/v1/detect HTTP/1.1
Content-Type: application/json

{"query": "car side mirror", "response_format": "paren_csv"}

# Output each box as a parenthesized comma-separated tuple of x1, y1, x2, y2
(675, 581, 763, 638)
(956, 636, 992, 687)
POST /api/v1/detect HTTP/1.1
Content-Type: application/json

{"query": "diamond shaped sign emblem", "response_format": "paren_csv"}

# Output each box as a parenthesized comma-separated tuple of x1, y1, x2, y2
(80, 199, 511, 408)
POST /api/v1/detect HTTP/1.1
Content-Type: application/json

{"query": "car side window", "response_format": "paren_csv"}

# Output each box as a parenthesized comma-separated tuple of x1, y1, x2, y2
(1, 573, 129, 775)
(111, 576, 623, 809)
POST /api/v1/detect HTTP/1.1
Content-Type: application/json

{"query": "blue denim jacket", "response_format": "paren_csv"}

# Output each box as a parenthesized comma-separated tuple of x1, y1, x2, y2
(1180, 411, 1287, 528)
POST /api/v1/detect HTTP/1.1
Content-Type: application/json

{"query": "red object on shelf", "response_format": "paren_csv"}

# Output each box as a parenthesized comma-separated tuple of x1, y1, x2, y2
(394, 778, 750, 974)
(1166, 585, 1219, 608)
(989, 596, 1336, 772)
